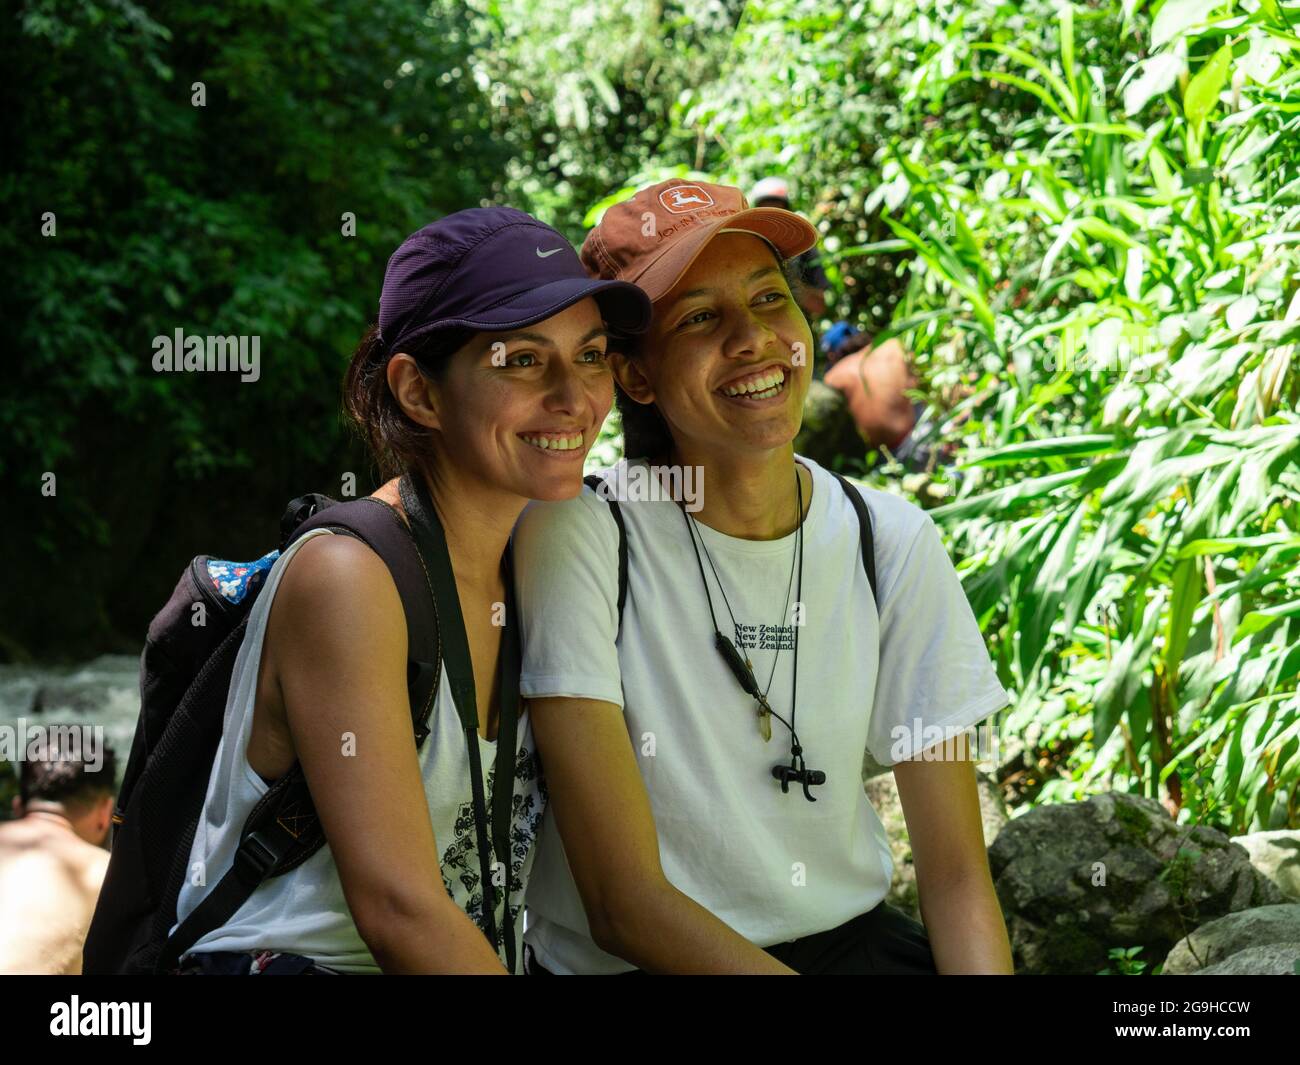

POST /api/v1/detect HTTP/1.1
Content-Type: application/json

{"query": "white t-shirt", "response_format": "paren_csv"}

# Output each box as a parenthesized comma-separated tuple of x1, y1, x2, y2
(512, 454, 1010, 974)
(171, 527, 546, 973)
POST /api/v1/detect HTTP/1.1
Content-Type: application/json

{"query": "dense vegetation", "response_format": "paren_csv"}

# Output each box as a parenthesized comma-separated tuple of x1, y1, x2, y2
(5, 0, 1297, 834)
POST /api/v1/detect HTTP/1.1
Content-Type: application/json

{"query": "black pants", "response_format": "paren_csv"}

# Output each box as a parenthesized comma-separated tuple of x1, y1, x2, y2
(174, 949, 343, 974)
(524, 900, 937, 975)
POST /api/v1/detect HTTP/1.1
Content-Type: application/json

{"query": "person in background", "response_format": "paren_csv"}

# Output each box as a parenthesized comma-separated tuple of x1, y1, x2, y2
(0, 735, 117, 974)
(750, 177, 830, 320)
(795, 321, 926, 473)
(822, 323, 921, 456)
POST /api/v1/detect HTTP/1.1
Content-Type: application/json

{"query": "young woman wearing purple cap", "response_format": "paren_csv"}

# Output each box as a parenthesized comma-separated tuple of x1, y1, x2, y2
(168, 207, 650, 974)
(512, 180, 1014, 974)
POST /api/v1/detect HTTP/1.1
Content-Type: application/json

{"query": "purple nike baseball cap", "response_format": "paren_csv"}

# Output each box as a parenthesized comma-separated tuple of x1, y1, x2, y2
(377, 207, 652, 357)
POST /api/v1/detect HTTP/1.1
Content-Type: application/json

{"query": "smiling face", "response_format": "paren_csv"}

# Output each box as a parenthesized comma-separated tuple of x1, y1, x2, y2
(394, 297, 614, 502)
(614, 231, 814, 462)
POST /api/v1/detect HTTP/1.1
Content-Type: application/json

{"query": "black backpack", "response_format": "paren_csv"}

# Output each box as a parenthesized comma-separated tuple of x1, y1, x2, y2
(82, 488, 444, 975)
(583, 467, 879, 629)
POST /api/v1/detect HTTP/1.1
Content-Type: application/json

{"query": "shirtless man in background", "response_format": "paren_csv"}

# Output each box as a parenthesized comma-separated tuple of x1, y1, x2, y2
(0, 736, 117, 974)
(824, 334, 920, 452)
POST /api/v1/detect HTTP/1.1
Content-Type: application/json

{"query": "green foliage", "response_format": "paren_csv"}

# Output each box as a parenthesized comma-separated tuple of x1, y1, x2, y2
(4, 0, 506, 482)
(1099, 944, 1149, 975)
(7, 0, 1299, 836)
(459, 0, 744, 239)
(496, 0, 1300, 832)
(2, 0, 509, 655)
(723, 0, 1300, 835)
(895, 0, 1300, 836)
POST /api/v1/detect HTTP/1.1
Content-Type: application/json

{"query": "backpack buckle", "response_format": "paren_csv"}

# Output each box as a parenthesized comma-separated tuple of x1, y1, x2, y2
(234, 829, 283, 884)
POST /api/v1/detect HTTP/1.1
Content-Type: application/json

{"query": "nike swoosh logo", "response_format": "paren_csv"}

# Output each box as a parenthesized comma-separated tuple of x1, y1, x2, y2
(536, 246, 564, 258)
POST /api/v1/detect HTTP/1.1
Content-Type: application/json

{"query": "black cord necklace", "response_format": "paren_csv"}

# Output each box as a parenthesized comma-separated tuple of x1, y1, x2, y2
(678, 464, 825, 801)
(687, 476, 799, 722)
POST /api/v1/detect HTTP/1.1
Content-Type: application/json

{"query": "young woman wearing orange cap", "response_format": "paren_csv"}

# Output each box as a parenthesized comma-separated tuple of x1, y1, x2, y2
(512, 180, 1013, 975)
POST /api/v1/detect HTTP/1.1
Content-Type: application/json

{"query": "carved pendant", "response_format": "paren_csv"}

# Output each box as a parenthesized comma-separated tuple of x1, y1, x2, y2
(756, 695, 773, 743)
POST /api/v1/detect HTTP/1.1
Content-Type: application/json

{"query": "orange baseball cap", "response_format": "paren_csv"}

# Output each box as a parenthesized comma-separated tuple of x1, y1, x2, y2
(579, 179, 819, 304)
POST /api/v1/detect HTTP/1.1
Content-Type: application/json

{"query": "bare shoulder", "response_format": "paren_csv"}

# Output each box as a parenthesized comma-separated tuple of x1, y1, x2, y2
(75, 842, 111, 894)
(0, 823, 106, 891)
(276, 531, 401, 618)
(264, 530, 408, 688)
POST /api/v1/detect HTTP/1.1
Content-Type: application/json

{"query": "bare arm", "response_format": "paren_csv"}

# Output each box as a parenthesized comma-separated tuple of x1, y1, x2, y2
(529, 695, 796, 974)
(892, 744, 1013, 974)
(269, 533, 506, 974)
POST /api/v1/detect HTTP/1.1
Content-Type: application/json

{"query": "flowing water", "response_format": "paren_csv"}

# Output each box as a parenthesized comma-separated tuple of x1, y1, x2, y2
(0, 655, 140, 815)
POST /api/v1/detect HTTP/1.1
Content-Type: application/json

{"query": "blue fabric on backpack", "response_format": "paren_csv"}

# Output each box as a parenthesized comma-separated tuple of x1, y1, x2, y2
(205, 551, 280, 605)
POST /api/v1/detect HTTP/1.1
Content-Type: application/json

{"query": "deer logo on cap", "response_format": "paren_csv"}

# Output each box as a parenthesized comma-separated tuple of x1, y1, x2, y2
(659, 184, 715, 214)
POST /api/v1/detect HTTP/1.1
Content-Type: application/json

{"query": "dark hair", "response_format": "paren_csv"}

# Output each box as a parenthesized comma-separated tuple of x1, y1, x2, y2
(614, 365, 675, 463)
(617, 252, 810, 461)
(19, 731, 117, 814)
(343, 324, 477, 483)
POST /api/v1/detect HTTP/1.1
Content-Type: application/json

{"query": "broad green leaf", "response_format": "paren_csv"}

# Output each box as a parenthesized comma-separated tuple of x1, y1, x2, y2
(1184, 43, 1234, 132)
(1023, 502, 1089, 675)
(1226, 294, 1260, 332)
(1152, 0, 1222, 49)
(1176, 533, 1300, 558)
(930, 467, 1097, 521)
(1166, 556, 1202, 683)
(1093, 592, 1165, 750)
(1123, 50, 1187, 115)
(962, 434, 1118, 467)
(1233, 601, 1300, 644)
(1063, 516, 1121, 633)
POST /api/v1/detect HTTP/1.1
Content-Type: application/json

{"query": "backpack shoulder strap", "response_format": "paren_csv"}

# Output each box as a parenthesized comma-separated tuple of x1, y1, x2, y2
(584, 474, 628, 632)
(583, 469, 878, 621)
(291, 497, 441, 744)
(829, 470, 879, 602)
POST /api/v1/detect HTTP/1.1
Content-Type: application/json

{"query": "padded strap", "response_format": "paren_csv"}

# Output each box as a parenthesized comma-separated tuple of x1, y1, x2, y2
(291, 496, 442, 744)
(587, 469, 877, 629)
(398, 473, 520, 974)
(830, 471, 878, 601)
(584, 474, 628, 632)
(159, 813, 301, 973)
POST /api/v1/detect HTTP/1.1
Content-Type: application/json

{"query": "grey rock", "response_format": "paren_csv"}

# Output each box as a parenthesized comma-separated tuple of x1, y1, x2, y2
(1162, 904, 1300, 974)
(987, 792, 1283, 975)
(1231, 830, 1300, 902)
(1191, 942, 1300, 975)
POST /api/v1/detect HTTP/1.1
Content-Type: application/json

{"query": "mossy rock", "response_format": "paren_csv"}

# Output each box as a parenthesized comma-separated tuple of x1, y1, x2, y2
(988, 792, 1284, 974)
